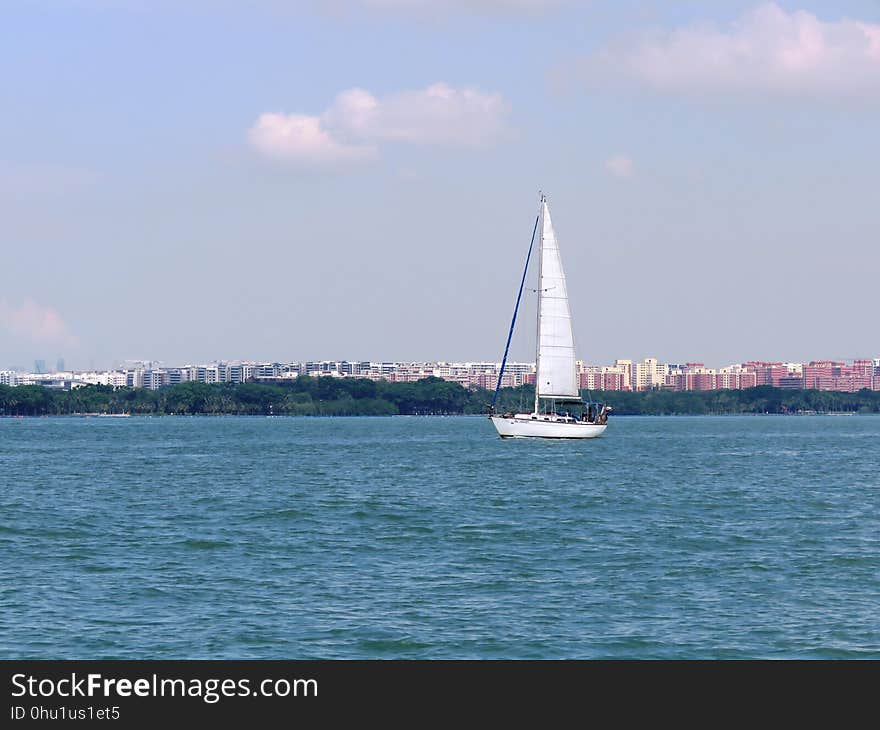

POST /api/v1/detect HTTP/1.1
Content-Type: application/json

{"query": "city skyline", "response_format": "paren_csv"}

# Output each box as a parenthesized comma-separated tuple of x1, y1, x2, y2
(2, 2, 879, 369)
(4, 353, 880, 394)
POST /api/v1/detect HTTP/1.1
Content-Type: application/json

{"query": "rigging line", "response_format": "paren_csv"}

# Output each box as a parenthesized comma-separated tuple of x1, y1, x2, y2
(492, 208, 541, 409)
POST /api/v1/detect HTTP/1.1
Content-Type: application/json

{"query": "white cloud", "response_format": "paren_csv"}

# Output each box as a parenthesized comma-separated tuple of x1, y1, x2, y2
(249, 83, 510, 166)
(578, 3, 880, 98)
(325, 84, 510, 146)
(605, 155, 634, 179)
(248, 113, 376, 166)
(0, 299, 78, 346)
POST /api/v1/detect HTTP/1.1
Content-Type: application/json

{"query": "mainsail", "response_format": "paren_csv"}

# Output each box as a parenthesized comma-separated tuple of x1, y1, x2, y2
(535, 199, 578, 399)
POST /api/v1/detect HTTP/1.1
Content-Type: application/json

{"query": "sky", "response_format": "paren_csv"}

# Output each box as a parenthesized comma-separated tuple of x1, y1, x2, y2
(1, 0, 879, 370)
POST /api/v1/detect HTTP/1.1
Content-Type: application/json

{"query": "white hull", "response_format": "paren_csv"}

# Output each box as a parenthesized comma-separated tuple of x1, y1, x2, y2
(490, 414, 607, 439)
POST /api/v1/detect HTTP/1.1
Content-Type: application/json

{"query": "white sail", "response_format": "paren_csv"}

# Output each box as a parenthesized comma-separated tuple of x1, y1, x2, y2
(535, 200, 578, 399)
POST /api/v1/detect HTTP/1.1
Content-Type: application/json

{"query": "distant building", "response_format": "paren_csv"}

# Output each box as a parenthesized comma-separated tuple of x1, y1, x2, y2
(633, 357, 667, 391)
(2, 354, 879, 394)
(142, 370, 168, 390)
(803, 361, 872, 392)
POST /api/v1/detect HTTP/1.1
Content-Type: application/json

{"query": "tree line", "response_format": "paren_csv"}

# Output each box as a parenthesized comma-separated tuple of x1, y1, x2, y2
(0, 377, 476, 416)
(1, 379, 879, 416)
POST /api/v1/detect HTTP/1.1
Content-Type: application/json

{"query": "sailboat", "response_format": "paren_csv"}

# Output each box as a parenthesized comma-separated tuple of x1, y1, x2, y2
(489, 194, 609, 439)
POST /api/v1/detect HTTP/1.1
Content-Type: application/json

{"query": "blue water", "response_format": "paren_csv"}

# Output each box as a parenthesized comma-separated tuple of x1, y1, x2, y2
(1, 415, 878, 658)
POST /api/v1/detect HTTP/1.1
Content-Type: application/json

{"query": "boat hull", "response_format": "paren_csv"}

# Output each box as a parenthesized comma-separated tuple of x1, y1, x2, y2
(490, 415, 607, 439)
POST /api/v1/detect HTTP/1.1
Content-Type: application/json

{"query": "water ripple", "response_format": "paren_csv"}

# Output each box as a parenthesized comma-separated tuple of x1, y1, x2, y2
(1, 415, 878, 658)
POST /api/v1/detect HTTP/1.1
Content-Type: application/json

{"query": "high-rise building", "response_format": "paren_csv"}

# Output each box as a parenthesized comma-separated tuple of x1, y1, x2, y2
(633, 357, 667, 390)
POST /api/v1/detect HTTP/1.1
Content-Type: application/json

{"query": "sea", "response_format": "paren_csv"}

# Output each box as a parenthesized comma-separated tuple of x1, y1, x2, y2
(1, 415, 878, 659)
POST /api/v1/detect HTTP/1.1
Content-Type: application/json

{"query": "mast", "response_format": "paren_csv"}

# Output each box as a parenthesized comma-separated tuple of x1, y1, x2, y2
(491, 209, 540, 410)
(533, 193, 545, 415)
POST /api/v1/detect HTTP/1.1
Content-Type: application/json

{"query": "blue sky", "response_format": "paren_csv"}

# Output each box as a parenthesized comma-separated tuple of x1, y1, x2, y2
(2, 1, 878, 369)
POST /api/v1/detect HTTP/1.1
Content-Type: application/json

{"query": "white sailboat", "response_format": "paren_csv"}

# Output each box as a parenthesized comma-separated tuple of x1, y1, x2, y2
(489, 194, 609, 439)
